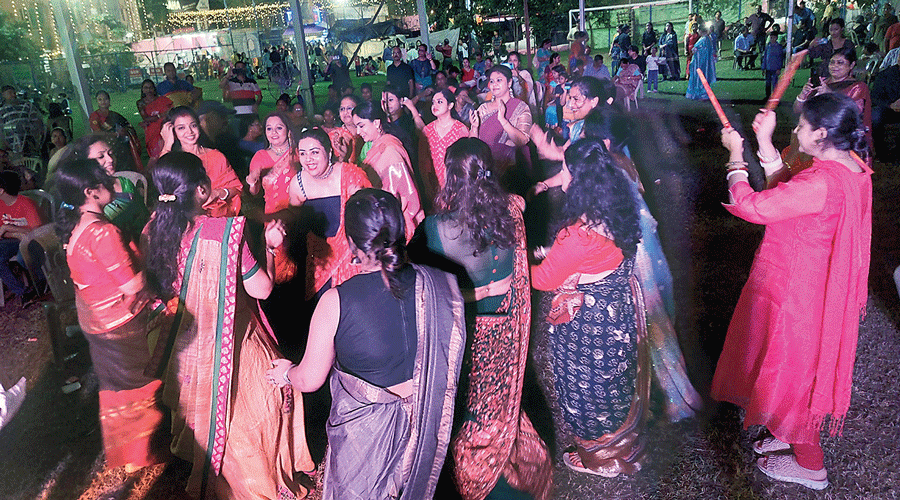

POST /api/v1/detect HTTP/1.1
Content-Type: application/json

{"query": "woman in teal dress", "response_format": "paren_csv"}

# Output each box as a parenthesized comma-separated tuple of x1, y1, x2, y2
(69, 134, 150, 243)
(685, 25, 717, 100)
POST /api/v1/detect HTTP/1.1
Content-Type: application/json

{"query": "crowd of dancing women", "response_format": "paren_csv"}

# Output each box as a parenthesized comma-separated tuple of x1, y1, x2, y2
(49, 59, 871, 498)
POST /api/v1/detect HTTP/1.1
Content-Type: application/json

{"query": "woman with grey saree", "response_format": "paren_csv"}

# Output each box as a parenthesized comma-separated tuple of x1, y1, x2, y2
(267, 188, 466, 499)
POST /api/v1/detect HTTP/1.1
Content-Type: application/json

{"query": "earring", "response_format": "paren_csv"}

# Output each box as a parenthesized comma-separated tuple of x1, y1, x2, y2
(351, 255, 361, 264)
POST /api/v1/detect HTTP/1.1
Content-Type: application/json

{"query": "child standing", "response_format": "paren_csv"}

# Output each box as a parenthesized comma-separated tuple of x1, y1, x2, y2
(544, 65, 569, 131)
(761, 32, 786, 98)
(646, 46, 663, 92)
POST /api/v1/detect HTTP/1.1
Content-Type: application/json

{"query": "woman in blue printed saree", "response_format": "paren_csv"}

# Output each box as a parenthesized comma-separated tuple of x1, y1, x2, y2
(145, 152, 313, 499)
(685, 26, 717, 100)
(267, 188, 466, 500)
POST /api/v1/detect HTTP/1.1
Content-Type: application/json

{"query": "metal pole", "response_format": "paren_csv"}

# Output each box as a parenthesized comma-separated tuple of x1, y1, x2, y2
(786, 0, 794, 54)
(51, 0, 92, 121)
(222, 0, 237, 55)
(417, 0, 430, 48)
(288, 0, 314, 112)
(524, 0, 531, 67)
(579, 0, 586, 31)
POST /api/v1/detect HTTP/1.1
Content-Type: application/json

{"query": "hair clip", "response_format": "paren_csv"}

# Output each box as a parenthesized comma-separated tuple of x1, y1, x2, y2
(60, 202, 75, 210)
(476, 167, 491, 180)
(158, 194, 177, 203)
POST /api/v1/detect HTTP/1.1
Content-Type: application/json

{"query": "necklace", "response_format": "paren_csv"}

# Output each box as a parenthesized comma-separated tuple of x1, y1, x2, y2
(312, 162, 334, 180)
(270, 144, 289, 156)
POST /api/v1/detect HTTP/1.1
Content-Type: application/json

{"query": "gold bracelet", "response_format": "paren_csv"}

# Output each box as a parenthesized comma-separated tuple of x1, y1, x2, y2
(757, 151, 780, 163)
(725, 161, 749, 170)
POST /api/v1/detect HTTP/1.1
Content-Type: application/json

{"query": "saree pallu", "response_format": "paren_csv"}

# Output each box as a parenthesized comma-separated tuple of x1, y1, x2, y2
(305, 162, 372, 299)
(323, 265, 466, 500)
(553, 260, 651, 476)
(477, 98, 532, 172)
(360, 134, 424, 241)
(88, 307, 167, 470)
(452, 204, 553, 500)
(261, 151, 297, 215)
(162, 216, 313, 499)
(143, 96, 173, 159)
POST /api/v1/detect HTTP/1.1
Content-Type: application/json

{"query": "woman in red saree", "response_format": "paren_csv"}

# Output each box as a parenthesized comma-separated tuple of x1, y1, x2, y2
(786, 47, 873, 174)
(352, 101, 423, 241)
(287, 128, 371, 299)
(137, 79, 172, 159)
(145, 152, 314, 499)
(247, 112, 297, 215)
(89, 90, 143, 172)
(160, 106, 243, 217)
(334, 95, 363, 164)
(54, 158, 165, 474)
(712, 93, 872, 490)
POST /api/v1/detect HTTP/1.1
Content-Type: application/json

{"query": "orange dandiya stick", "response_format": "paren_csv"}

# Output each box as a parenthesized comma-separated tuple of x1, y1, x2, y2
(696, 68, 730, 129)
(765, 49, 809, 112)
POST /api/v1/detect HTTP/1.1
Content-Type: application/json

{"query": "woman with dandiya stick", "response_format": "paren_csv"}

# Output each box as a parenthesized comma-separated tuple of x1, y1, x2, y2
(712, 93, 872, 491)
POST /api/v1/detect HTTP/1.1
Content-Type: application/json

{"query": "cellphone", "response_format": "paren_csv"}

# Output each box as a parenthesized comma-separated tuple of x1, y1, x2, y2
(810, 67, 821, 86)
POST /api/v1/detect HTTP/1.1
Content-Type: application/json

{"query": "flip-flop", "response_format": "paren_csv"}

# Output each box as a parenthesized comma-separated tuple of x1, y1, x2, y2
(562, 451, 619, 478)
(752, 436, 792, 455)
(756, 454, 829, 490)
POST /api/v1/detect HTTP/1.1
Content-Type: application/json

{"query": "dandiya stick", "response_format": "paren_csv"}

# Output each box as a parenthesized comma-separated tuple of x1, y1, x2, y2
(696, 68, 730, 129)
(765, 49, 809, 112)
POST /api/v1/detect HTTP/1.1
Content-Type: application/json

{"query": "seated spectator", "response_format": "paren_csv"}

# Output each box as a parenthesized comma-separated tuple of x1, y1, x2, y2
(734, 27, 757, 69)
(0, 171, 42, 305)
(583, 54, 612, 80)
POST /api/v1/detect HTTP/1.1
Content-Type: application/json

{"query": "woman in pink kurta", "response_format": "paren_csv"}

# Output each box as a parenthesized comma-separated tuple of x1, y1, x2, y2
(403, 89, 469, 205)
(712, 93, 872, 491)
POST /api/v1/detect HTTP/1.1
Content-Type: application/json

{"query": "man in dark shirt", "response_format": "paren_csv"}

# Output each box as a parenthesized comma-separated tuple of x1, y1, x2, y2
(747, 5, 774, 54)
(326, 54, 352, 93)
(386, 46, 415, 98)
(410, 44, 437, 93)
(711, 11, 726, 56)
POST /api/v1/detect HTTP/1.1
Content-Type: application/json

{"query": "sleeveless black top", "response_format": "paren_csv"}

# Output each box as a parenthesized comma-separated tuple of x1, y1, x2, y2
(334, 266, 417, 387)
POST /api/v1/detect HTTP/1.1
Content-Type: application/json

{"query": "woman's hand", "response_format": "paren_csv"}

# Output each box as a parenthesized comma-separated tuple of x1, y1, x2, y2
(333, 134, 350, 162)
(264, 219, 286, 250)
(160, 121, 175, 149)
(752, 109, 777, 144)
(720, 127, 745, 158)
(530, 123, 565, 161)
(401, 96, 417, 113)
(469, 108, 480, 135)
(266, 359, 294, 387)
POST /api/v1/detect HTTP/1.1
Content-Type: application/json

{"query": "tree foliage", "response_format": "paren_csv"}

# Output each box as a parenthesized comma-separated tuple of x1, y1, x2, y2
(0, 11, 40, 62)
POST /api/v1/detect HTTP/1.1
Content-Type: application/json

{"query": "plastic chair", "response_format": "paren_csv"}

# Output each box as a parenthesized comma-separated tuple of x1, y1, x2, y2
(624, 77, 642, 111)
(115, 171, 148, 204)
(20, 225, 79, 366)
(20, 189, 55, 224)
(13, 157, 41, 173)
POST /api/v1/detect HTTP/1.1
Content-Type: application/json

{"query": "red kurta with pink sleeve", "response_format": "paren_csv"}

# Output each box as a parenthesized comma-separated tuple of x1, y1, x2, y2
(531, 222, 624, 291)
(711, 157, 872, 444)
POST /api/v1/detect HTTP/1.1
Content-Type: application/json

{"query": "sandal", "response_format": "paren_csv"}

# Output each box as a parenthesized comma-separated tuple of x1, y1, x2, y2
(562, 451, 619, 478)
(756, 454, 829, 490)
(752, 436, 792, 455)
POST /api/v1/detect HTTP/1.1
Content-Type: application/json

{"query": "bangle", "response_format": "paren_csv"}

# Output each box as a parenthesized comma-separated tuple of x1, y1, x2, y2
(726, 169, 749, 181)
(757, 151, 780, 164)
(266, 246, 277, 256)
(221, 188, 230, 199)
(796, 96, 807, 102)
(725, 161, 748, 170)
(282, 365, 293, 385)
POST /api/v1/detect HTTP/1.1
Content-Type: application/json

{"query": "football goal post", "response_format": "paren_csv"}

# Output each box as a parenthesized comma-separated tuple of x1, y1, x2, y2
(569, 0, 689, 51)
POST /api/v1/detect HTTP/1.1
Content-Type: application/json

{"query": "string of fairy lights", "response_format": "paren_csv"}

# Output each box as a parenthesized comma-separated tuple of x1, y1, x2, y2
(166, 3, 291, 31)
(5, 0, 311, 55)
